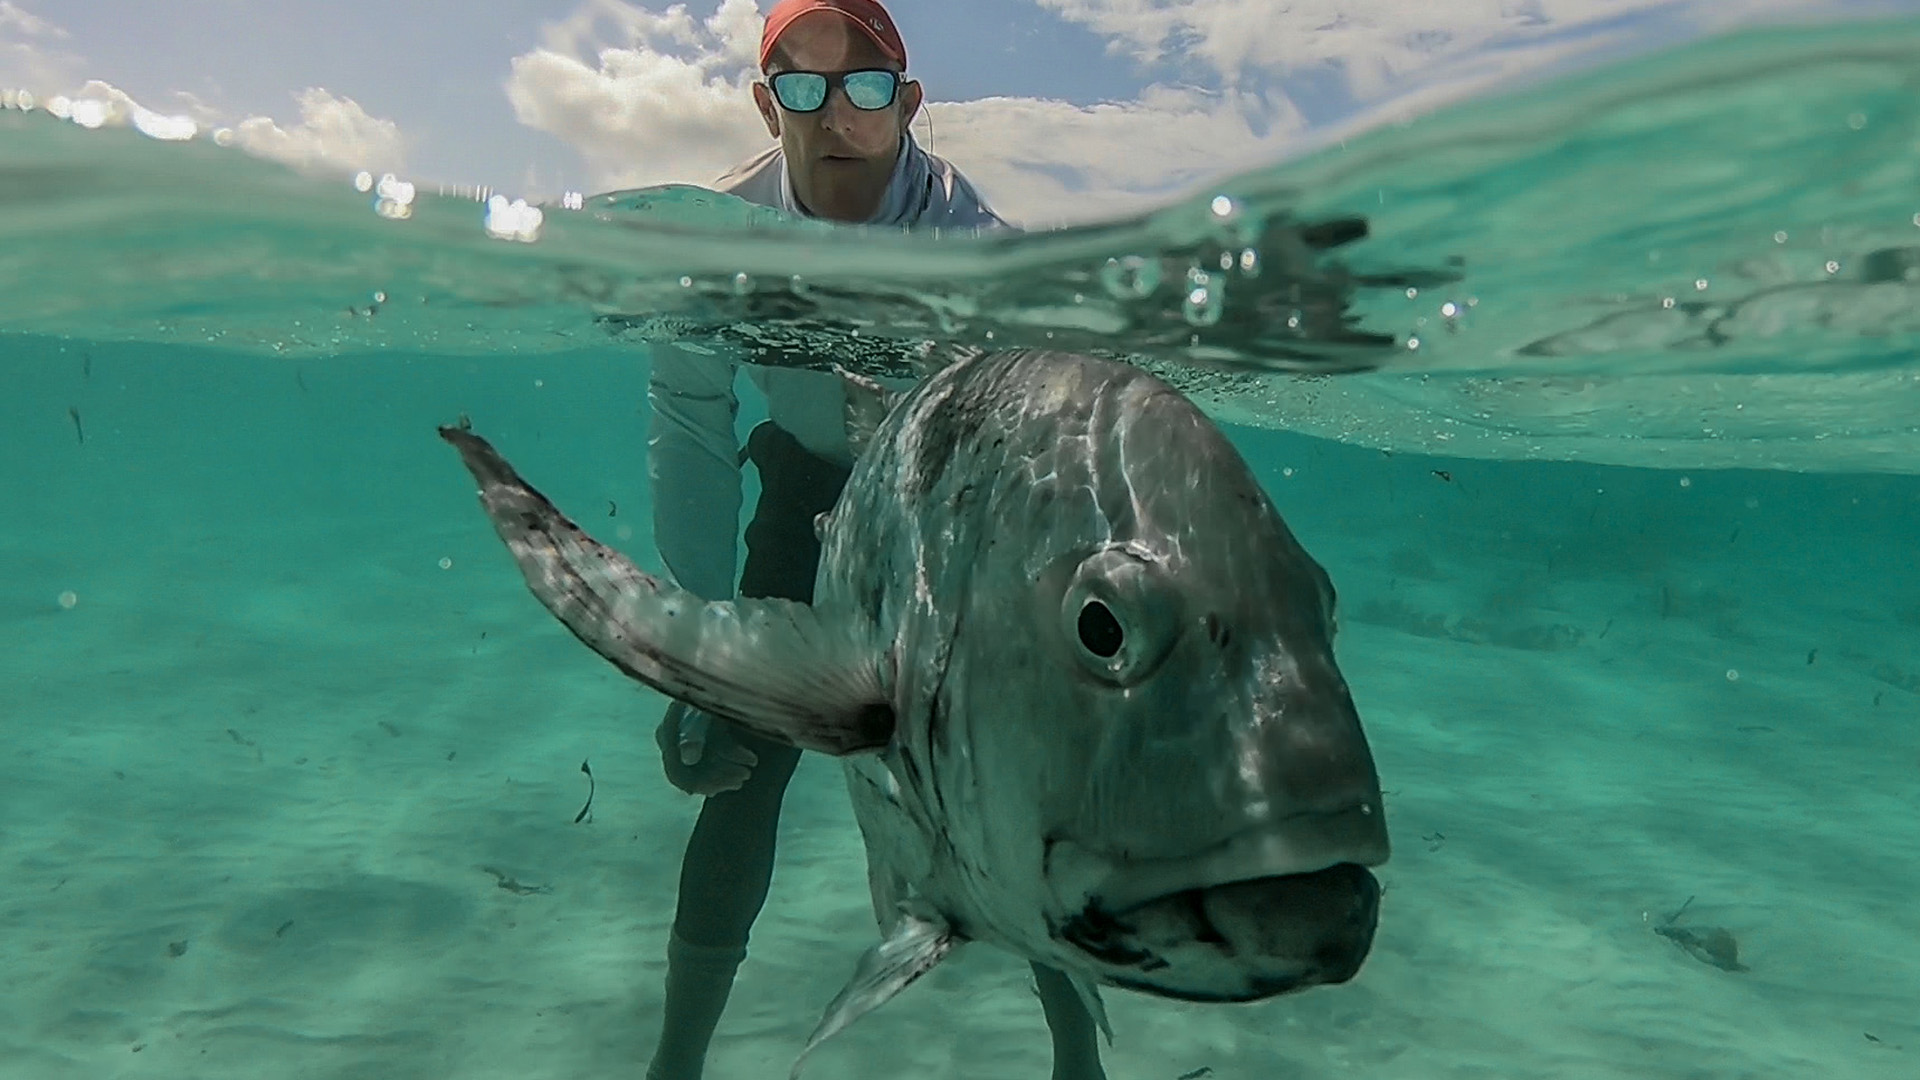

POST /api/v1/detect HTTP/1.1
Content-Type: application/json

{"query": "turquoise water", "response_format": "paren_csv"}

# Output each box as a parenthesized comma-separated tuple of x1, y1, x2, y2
(5, 15, 1920, 1080)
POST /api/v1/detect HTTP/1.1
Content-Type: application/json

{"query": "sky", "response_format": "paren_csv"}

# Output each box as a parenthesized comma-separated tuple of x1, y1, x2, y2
(2, 0, 1909, 225)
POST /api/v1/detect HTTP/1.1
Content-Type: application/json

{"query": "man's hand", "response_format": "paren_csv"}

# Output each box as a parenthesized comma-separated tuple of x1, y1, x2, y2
(655, 700, 759, 796)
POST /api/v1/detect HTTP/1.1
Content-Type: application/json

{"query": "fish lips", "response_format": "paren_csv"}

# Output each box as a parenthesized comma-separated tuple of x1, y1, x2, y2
(1047, 808, 1389, 1000)
(1062, 863, 1382, 1002)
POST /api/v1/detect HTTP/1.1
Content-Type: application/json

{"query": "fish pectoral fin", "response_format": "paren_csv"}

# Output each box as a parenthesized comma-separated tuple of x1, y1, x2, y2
(441, 425, 894, 756)
(789, 914, 961, 1080)
(1067, 972, 1113, 1046)
(834, 365, 898, 460)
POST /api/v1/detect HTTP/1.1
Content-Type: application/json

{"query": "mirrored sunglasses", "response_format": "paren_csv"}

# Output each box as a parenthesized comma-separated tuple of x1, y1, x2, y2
(767, 69, 900, 113)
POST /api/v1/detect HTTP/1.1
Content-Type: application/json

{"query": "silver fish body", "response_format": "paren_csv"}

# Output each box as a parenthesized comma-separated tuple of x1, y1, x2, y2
(442, 348, 1389, 1074)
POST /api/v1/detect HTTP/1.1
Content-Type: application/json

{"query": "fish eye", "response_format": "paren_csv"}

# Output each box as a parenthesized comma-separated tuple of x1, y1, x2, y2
(1059, 545, 1181, 686)
(1077, 600, 1124, 658)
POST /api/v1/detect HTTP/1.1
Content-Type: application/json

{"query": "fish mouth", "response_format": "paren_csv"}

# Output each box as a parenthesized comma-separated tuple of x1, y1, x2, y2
(1060, 863, 1382, 1002)
(1045, 807, 1389, 1000)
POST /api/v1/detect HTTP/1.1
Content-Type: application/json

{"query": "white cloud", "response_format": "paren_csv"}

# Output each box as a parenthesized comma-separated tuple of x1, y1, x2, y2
(923, 86, 1304, 225)
(504, 0, 769, 190)
(1034, 0, 1833, 98)
(228, 87, 407, 175)
(1, 4, 403, 177)
(0, 1, 83, 94)
(0, 0, 62, 38)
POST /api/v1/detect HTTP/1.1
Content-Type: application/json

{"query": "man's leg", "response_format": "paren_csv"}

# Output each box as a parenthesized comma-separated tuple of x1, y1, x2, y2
(646, 423, 850, 1080)
(1033, 963, 1108, 1080)
(646, 730, 802, 1080)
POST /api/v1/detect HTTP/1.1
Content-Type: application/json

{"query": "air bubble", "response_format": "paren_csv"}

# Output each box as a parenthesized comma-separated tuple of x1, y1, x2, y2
(1181, 267, 1224, 327)
(1773, 230, 1788, 244)
(438, 557, 453, 570)
(1440, 301, 1459, 318)
(58, 590, 78, 610)
(1238, 248, 1259, 276)
(1725, 669, 1740, 682)
(1405, 287, 1419, 300)
(732, 272, 753, 295)
(1209, 195, 1237, 220)
(679, 276, 693, 288)
(1693, 278, 1709, 291)
(1824, 260, 1840, 275)
(1098, 256, 1161, 299)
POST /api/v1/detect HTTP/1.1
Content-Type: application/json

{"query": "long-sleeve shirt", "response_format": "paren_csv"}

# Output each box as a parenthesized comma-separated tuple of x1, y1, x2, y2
(647, 133, 1012, 601)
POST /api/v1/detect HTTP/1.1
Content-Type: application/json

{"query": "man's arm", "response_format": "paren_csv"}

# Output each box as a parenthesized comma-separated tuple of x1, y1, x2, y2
(647, 341, 742, 601)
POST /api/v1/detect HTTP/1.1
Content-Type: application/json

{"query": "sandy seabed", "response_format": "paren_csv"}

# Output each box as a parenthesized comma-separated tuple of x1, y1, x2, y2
(5, 357, 1917, 1080)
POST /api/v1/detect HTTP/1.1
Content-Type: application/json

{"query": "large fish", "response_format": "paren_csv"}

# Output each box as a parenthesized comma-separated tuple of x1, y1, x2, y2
(441, 348, 1390, 1076)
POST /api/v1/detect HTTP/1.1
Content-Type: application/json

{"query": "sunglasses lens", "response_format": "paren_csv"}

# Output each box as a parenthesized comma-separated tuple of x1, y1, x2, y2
(843, 71, 897, 110)
(772, 72, 827, 112)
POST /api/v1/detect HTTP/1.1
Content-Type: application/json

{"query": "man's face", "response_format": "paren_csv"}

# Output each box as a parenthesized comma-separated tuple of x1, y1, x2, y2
(753, 12, 923, 223)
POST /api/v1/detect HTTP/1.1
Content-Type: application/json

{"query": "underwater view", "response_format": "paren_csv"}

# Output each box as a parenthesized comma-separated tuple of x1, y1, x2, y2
(4, 5, 1919, 1080)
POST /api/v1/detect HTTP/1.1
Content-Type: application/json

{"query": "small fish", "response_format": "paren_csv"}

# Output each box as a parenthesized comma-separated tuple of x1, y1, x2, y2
(1654, 896, 1748, 973)
(1654, 923, 1749, 972)
(480, 866, 550, 895)
(68, 406, 84, 445)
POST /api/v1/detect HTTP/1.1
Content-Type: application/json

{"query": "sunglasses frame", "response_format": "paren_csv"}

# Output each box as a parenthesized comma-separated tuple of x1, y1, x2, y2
(766, 68, 902, 114)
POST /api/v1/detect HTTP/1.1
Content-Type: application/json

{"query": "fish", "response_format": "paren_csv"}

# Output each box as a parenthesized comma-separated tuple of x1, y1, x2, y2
(441, 348, 1391, 1076)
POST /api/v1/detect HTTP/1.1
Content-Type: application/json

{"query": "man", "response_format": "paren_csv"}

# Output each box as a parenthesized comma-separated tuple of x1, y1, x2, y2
(642, 3, 1108, 1079)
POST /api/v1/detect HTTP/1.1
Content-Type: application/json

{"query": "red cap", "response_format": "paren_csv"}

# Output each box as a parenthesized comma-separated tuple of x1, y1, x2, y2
(759, 0, 907, 71)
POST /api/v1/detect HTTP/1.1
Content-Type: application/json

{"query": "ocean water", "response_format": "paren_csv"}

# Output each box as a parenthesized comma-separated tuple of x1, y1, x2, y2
(4, 14, 1919, 1080)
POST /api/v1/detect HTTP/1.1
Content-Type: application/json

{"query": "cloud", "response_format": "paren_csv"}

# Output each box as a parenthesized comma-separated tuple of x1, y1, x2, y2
(228, 87, 407, 175)
(504, 0, 769, 190)
(0, 0, 63, 39)
(1, 3, 403, 176)
(1033, 0, 1833, 99)
(0, 1, 83, 94)
(923, 86, 1304, 225)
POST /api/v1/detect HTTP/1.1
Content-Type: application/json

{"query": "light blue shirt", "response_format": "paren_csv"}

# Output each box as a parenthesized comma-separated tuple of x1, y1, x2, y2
(646, 134, 1012, 600)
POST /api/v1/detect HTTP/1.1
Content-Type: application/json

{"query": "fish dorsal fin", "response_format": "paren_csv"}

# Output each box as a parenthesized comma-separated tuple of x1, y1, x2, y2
(789, 913, 962, 1080)
(835, 364, 900, 459)
(442, 425, 894, 755)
